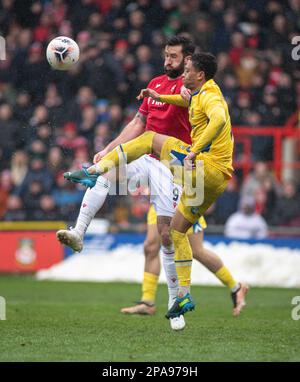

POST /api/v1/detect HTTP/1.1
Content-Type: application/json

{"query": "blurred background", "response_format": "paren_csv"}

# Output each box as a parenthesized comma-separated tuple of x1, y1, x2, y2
(0, 0, 300, 278)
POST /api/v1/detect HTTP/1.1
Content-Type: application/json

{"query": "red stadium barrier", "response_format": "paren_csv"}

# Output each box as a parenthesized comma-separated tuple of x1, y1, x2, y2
(232, 111, 300, 180)
(0, 222, 66, 273)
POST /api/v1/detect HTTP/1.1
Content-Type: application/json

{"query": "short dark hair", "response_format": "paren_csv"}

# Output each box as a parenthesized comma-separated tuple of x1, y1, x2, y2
(191, 52, 218, 80)
(165, 35, 195, 57)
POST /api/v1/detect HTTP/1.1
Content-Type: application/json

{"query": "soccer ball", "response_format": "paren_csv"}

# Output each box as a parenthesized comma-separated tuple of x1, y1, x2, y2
(46, 36, 80, 70)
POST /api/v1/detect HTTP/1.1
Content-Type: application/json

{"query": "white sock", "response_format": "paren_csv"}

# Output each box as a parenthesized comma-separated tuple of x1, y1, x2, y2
(161, 243, 178, 309)
(73, 176, 110, 238)
(231, 283, 241, 293)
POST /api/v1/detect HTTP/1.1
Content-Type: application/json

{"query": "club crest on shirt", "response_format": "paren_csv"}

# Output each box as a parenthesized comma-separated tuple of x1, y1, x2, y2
(191, 207, 200, 215)
(170, 85, 176, 93)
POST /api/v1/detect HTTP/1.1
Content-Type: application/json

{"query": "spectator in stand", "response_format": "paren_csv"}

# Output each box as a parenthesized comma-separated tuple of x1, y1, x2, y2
(212, 7, 238, 53)
(127, 193, 149, 232)
(0, 103, 20, 163)
(13, 91, 33, 126)
(235, 51, 259, 89)
(107, 103, 124, 134)
(47, 146, 66, 177)
(257, 88, 282, 125)
(93, 122, 110, 153)
(44, 83, 65, 127)
(271, 180, 300, 226)
(67, 86, 96, 124)
(56, 122, 88, 156)
(33, 195, 60, 221)
(225, 196, 268, 239)
(52, 172, 85, 221)
(22, 180, 45, 220)
(213, 177, 240, 225)
(277, 72, 296, 121)
(78, 105, 97, 142)
(0, 170, 11, 218)
(71, 147, 90, 170)
(35, 124, 52, 148)
(109, 197, 131, 233)
(190, 13, 214, 51)
(241, 161, 280, 203)
(230, 91, 252, 125)
(17, 42, 49, 103)
(3, 195, 26, 221)
(15, 158, 54, 198)
(26, 105, 50, 144)
(10, 150, 29, 188)
(259, 177, 278, 222)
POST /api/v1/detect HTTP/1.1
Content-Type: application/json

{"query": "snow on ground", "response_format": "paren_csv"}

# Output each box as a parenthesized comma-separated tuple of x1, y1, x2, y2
(37, 241, 300, 288)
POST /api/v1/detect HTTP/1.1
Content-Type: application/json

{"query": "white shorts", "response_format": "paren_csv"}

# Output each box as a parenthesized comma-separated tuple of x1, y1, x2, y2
(127, 155, 182, 217)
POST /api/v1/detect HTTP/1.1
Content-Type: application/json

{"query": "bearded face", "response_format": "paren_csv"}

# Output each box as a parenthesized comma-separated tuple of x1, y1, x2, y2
(164, 45, 185, 78)
(164, 57, 185, 78)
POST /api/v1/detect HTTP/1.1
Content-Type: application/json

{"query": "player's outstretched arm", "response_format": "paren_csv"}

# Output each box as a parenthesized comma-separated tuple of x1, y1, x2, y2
(137, 88, 189, 108)
(159, 93, 189, 108)
(137, 88, 160, 100)
(93, 112, 146, 163)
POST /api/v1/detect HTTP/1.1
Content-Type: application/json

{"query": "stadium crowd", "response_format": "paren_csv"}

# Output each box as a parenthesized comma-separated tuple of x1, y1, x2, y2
(0, 0, 300, 230)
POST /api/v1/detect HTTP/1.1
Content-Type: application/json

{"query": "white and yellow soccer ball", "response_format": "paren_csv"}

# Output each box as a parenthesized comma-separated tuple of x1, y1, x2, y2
(46, 36, 79, 70)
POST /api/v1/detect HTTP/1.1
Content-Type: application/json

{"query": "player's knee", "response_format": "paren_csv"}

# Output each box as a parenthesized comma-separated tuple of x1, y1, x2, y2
(160, 230, 172, 248)
(144, 240, 160, 259)
(157, 219, 172, 248)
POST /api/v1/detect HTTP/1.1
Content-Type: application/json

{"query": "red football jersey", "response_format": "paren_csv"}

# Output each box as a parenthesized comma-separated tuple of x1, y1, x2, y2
(139, 75, 192, 145)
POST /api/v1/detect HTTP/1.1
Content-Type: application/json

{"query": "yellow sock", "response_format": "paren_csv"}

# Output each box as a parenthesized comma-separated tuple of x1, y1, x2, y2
(215, 266, 238, 290)
(171, 229, 193, 289)
(141, 272, 159, 303)
(95, 131, 155, 173)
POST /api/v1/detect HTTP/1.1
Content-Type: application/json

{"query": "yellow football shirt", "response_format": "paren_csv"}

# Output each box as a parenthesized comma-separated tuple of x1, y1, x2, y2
(159, 79, 234, 177)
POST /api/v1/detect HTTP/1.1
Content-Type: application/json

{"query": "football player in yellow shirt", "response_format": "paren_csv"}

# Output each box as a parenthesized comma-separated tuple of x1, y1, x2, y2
(64, 53, 249, 320)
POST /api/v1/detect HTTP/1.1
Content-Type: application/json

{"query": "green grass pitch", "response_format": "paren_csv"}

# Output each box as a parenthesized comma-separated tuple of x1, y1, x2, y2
(0, 275, 299, 362)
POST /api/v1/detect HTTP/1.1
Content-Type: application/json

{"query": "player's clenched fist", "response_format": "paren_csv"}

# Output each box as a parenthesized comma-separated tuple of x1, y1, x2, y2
(184, 151, 196, 170)
(137, 88, 160, 101)
(180, 85, 191, 102)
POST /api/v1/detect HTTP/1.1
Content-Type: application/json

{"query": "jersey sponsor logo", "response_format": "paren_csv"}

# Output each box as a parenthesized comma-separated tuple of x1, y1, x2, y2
(149, 98, 165, 107)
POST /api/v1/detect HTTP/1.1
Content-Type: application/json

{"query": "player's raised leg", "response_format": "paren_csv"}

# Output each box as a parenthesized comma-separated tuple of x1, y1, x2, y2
(56, 175, 110, 252)
(63, 131, 166, 182)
